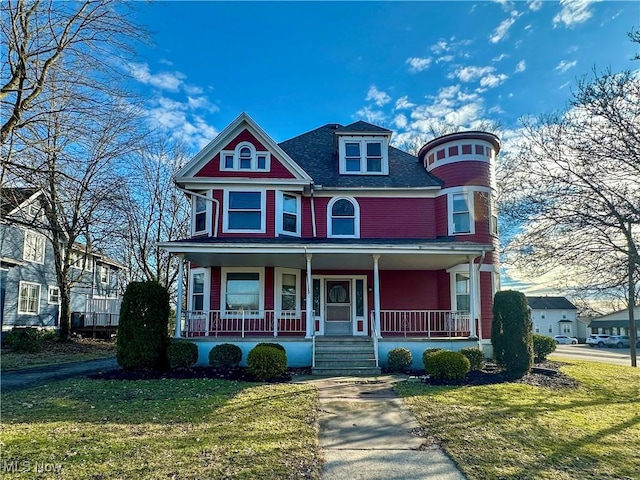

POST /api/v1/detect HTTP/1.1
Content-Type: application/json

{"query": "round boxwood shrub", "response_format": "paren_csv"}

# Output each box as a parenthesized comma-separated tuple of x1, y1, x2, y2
(387, 347, 413, 372)
(460, 347, 485, 371)
(116, 281, 170, 371)
(209, 343, 242, 368)
(255, 342, 286, 352)
(424, 347, 443, 356)
(6, 327, 43, 353)
(247, 345, 287, 381)
(532, 334, 557, 363)
(167, 340, 199, 368)
(423, 349, 470, 382)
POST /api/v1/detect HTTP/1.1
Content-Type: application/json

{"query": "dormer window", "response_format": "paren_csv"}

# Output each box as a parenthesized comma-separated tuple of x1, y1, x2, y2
(220, 142, 270, 172)
(338, 137, 389, 175)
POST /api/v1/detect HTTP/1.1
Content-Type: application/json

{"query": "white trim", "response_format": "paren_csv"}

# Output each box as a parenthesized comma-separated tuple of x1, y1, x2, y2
(18, 281, 41, 315)
(7, 190, 43, 216)
(450, 270, 471, 312)
(222, 188, 266, 234)
(23, 230, 45, 264)
(274, 267, 301, 315)
(312, 188, 439, 198)
(424, 138, 495, 172)
(276, 191, 301, 237)
(181, 177, 308, 189)
(191, 190, 212, 236)
(47, 285, 60, 305)
(220, 267, 265, 313)
(449, 191, 473, 236)
(327, 196, 360, 238)
(188, 267, 210, 311)
(98, 265, 110, 284)
(219, 141, 271, 172)
(338, 136, 389, 175)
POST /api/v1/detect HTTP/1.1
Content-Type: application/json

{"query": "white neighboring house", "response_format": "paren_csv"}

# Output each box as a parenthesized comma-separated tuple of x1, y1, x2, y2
(526, 296, 578, 340)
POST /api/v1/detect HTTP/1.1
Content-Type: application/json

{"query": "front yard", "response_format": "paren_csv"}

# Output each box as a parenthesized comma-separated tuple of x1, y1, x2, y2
(1, 378, 320, 479)
(397, 360, 640, 479)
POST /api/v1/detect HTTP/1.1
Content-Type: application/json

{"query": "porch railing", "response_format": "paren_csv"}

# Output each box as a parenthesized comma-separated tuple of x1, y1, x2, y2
(182, 310, 307, 338)
(378, 310, 470, 338)
(80, 297, 121, 327)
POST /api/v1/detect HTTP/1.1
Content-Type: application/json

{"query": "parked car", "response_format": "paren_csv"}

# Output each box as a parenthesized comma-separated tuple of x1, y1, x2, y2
(553, 335, 578, 345)
(586, 334, 610, 347)
(604, 335, 640, 348)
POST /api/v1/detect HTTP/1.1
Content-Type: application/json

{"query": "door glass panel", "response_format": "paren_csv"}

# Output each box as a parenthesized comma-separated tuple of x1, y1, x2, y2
(313, 279, 320, 316)
(355, 279, 364, 316)
(281, 273, 296, 310)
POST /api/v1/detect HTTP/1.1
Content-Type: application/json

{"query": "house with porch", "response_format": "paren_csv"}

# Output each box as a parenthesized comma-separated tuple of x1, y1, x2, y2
(160, 113, 501, 374)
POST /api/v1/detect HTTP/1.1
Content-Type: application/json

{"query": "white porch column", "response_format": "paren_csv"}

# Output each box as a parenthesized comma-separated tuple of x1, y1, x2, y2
(174, 257, 185, 339)
(373, 254, 382, 338)
(468, 257, 478, 339)
(305, 253, 313, 338)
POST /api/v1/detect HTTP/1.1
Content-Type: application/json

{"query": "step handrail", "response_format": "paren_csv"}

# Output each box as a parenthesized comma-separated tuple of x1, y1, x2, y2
(370, 311, 379, 368)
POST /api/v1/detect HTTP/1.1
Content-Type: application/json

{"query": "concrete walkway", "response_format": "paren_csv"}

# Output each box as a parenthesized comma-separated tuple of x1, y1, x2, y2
(295, 375, 466, 480)
(1, 357, 118, 391)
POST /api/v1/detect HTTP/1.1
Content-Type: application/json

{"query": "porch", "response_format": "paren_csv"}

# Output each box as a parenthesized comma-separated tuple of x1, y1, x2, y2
(71, 297, 121, 338)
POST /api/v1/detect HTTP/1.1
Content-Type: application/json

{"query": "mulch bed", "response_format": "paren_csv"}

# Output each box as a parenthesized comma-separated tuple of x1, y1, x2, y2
(90, 366, 312, 383)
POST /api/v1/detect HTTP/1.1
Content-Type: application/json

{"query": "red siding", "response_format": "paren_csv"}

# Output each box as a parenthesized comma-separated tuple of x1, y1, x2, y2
(431, 161, 492, 189)
(479, 270, 493, 340)
(359, 198, 436, 238)
(379, 271, 440, 310)
(435, 195, 448, 238)
(210, 267, 221, 310)
(437, 270, 451, 310)
(265, 267, 274, 310)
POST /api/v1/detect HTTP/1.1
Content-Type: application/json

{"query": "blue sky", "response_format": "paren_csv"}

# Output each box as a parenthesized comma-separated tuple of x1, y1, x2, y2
(127, 0, 639, 150)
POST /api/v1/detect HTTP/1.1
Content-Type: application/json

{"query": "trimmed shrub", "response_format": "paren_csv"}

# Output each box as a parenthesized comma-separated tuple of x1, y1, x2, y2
(116, 281, 170, 371)
(533, 334, 557, 363)
(492, 290, 533, 377)
(423, 349, 470, 382)
(247, 345, 287, 381)
(460, 347, 485, 371)
(425, 347, 443, 356)
(209, 343, 242, 368)
(387, 347, 413, 372)
(6, 327, 43, 353)
(167, 340, 199, 368)
(255, 342, 286, 353)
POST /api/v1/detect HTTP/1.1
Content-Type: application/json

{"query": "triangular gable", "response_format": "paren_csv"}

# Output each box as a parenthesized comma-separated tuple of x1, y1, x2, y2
(4, 188, 43, 216)
(175, 112, 312, 182)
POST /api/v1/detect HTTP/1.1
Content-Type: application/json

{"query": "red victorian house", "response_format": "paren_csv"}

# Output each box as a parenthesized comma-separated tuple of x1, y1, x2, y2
(160, 113, 500, 374)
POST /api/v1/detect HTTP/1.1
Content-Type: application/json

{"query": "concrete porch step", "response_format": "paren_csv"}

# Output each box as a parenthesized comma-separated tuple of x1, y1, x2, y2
(312, 366, 382, 376)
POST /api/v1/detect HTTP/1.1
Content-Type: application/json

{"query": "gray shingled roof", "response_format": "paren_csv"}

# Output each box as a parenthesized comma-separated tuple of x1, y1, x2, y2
(278, 123, 443, 189)
(1, 188, 39, 216)
(526, 296, 577, 310)
(335, 121, 392, 133)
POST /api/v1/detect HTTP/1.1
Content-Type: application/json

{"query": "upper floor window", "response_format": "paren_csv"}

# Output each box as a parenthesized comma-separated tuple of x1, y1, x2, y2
(69, 250, 93, 271)
(338, 137, 389, 175)
(277, 192, 301, 236)
(192, 192, 211, 236)
(220, 142, 270, 172)
(328, 197, 359, 238)
(99, 265, 110, 284)
(18, 281, 40, 315)
(23, 231, 45, 264)
(223, 190, 266, 233)
(489, 194, 498, 236)
(450, 192, 472, 235)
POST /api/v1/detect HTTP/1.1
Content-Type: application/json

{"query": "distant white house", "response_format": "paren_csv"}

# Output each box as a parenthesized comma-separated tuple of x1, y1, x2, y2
(526, 296, 578, 339)
(588, 307, 640, 337)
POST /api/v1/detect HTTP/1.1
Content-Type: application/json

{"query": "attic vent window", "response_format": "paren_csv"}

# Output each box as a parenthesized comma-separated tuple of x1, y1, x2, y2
(220, 141, 270, 172)
(338, 136, 389, 175)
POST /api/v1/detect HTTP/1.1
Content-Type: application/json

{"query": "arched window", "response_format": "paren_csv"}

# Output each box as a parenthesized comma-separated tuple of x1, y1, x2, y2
(239, 147, 252, 169)
(328, 197, 359, 237)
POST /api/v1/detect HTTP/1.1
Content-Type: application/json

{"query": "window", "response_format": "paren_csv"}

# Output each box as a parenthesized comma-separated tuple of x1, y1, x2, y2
(28, 202, 41, 217)
(190, 269, 206, 311)
(18, 282, 40, 314)
(455, 273, 470, 311)
(535, 324, 540, 333)
(221, 268, 264, 313)
(99, 265, 109, 284)
(328, 197, 359, 238)
(224, 190, 265, 233)
(489, 194, 498, 236)
(48, 286, 60, 304)
(338, 137, 388, 174)
(219, 142, 270, 172)
(562, 323, 572, 334)
(277, 192, 300, 236)
(450, 192, 472, 235)
(23, 231, 45, 263)
(276, 268, 300, 313)
(69, 250, 93, 271)
(191, 192, 211, 235)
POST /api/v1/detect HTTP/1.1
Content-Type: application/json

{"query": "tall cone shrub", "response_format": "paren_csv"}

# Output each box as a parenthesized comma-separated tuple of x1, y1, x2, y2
(491, 290, 533, 377)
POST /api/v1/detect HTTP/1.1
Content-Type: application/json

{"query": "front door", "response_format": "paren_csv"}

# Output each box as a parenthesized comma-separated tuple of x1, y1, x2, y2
(325, 280, 351, 335)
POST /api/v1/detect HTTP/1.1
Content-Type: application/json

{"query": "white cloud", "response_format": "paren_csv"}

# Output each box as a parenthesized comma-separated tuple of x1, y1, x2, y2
(431, 39, 449, 54)
(559, 80, 572, 89)
(553, 0, 598, 28)
(480, 73, 509, 88)
(128, 62, 185, 91)
(555, 60, 578, 73)
(406, 57, 432, 73)
(355, 106, 386, 124)
(394, 114, 408, 129)
(436, 55, 454, 64)
(451, 65, 495, 82)
(395, 95, 416, 110)
(515, 60, 526, 73)
(184, 84, 204, 95)
(527, 0, 543, 11)
(490, 11, 520, 44)
(493, 53, 509, 62)
(365, 85, 391, 106)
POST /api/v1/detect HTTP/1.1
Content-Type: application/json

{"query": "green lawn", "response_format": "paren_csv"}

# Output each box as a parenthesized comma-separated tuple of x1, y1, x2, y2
(1, 378, 320, 479)
(397, 360, 640, 480)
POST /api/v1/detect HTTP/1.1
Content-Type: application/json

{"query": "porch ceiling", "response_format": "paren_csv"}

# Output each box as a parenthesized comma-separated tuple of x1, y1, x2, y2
(160, 240, 493, 271)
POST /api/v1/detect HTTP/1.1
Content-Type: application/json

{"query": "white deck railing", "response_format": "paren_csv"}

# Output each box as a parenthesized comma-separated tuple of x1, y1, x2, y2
(82, 298, 121, 327)
(182, 310, 307, 338)
(378, 310, 471, 338)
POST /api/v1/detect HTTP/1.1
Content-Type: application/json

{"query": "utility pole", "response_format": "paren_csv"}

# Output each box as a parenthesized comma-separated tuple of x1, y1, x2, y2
(628, 220, 637, 367)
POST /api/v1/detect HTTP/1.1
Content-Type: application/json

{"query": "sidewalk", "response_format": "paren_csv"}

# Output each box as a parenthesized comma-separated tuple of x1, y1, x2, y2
(1, 358, 118, 391)
(295, 375, 466, 480)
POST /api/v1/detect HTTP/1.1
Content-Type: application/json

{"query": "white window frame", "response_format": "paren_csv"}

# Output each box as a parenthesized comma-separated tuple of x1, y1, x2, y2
(450, 272, 471, 312)
(48, 286, 60, 304)
(448, 190, 475, 236)
(99, 265, 110, 284)
(23, 230, 45, 264)
(191, 190, 212, 236)
(220, 267, 265, 316)
(188, 267, 210, 311)
(219, 141, 271, 172)
(18, 281, 41, 315)
(327, 196, 360, 238)
(222, 189, 266, 234)
(338, 136, 389, 175)
(489, 193, 498, 236)
(276, 191, 301, 237)
(69, 250, 93, 271)
(275, 267, 301, 316)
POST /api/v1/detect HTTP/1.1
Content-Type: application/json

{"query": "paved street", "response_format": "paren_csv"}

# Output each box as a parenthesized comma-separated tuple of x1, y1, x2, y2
(552, 344, 639, 366)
